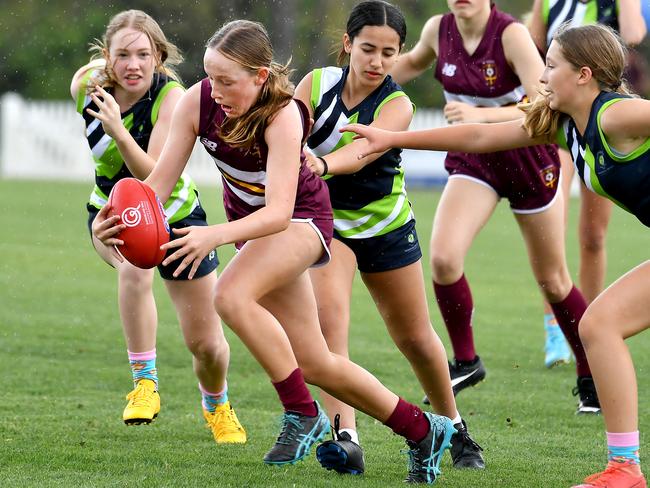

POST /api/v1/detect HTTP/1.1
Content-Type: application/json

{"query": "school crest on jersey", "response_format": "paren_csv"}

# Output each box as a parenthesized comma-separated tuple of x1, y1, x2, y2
(481, 61, 498, 88)
(540, 165, 558, 189)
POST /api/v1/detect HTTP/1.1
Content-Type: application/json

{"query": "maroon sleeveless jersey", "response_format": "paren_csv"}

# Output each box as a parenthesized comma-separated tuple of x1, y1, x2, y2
(434, 6, 560, 213)
(197, 78, 333, 244)
(435, 6, 525, 106)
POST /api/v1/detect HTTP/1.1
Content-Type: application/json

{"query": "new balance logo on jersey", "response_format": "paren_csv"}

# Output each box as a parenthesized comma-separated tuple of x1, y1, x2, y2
(442, 63, 457, 77)
(200, 137, 218, 151)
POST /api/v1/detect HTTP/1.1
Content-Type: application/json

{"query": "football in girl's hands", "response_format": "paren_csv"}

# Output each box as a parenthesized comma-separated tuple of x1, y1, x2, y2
(107, 178, 170, 269)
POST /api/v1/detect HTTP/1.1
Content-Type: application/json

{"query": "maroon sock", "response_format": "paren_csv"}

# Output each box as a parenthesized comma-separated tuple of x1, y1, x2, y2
(271, 369, 317, 416)
(384, 397, 430, 444)
(434, 274, 476, 362)
(550, 285, 591, 377)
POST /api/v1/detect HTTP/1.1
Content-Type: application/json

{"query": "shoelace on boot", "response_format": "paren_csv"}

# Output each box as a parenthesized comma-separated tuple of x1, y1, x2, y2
(456, 426, 483, 452)
(126, 383, 154, 406)
(209, 407, 243, 436)
(275, 413, 303, 445)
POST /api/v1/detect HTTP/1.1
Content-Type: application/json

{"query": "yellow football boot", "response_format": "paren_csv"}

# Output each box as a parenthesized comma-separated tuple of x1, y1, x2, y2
(203, 401, 247, 444)
(123, 379, 160, 425)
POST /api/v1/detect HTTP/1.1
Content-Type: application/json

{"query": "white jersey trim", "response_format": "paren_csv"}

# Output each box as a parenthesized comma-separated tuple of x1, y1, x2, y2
(443, 86, 526, 107)
(210, 155, 267, 185)
(311, 112, 350, 156)
(163, 173, 197, 219)
(223, 178, 266, 207)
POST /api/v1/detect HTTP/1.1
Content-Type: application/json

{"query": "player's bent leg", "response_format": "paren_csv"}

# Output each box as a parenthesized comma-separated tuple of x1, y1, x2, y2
(115, 261, 159, 425)
(362, 261, 456, 416)
(515, 197, 599, 413)
(578, 186, 612, 303)
(213, 224, 327, 461)
(165, 273, 246, 443)
(429, 178, 498, 398)
(578, 262, 650, 433)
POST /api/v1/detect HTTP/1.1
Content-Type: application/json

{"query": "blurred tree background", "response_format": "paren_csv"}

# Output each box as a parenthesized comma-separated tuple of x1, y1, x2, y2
(1, 0, 648, 107)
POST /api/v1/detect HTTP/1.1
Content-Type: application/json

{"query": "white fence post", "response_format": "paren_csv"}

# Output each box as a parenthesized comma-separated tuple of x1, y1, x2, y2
(0, 93, 224, 185)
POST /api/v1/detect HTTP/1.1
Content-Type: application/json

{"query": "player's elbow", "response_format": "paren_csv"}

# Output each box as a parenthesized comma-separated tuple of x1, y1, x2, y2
(466, 128, 494, 154)
(264, 206, 292, 233)
(621, 25, 647, 47)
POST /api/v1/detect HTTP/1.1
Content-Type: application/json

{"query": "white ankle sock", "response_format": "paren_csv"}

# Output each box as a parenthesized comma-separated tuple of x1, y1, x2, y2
(339, 428, 360, 445)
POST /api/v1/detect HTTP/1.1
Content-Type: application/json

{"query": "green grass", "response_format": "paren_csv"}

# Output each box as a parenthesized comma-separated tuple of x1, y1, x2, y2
(1, 179, 649, 487)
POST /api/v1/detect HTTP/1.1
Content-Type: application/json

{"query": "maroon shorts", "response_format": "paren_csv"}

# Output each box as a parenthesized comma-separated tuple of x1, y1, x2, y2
(445, 144, 561, 213)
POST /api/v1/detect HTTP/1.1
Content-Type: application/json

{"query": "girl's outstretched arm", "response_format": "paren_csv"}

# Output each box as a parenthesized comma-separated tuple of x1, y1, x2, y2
(341, 118, 543, 159)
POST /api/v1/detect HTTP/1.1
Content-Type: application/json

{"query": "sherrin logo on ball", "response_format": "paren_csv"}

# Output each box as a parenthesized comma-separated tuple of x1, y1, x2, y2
(120, 201, 156, 227)
(107, 178, 170, 269)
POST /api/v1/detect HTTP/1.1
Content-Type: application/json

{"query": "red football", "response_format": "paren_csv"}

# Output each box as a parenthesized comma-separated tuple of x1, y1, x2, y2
(107, 178, 170, 269)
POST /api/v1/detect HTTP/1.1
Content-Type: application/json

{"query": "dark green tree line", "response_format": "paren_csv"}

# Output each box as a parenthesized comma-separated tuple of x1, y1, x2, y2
(1, 1, 647, 105)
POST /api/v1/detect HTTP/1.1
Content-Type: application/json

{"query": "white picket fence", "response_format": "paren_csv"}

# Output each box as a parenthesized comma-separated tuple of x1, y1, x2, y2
(0, 92, 448, 187)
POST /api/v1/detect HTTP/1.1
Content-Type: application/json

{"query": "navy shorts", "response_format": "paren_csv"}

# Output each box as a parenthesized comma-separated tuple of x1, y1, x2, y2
(334, 219, 422, 273)
(87, 201, 219, 281)
(445, 144, 561, 214)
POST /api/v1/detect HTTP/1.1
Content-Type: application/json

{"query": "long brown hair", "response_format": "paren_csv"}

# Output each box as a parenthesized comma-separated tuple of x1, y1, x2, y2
(88, 10, 183, 90)
(522, 23, 631, 141)
(206, 20, 294, 150)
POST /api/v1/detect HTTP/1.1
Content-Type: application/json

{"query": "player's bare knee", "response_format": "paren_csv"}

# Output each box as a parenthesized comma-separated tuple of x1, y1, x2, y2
(537, 274, 570, 303)
(394, 333, 432, 361)
(320, 313, 349, 343)
(580, 232, 606, 254)
(430, 251, 462, 283)
(578, 309, 599, 349)
(187, 337, 218, 361)
(300, 354, 336, 386)
(299, 362, 323, 386)
(213, 285, 246, 325)
(118, 266, 153, 294)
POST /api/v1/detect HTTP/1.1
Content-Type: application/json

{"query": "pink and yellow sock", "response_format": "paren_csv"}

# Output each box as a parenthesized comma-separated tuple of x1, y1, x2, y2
(128, 349, 158, 387)
(199, 382, 228, 413)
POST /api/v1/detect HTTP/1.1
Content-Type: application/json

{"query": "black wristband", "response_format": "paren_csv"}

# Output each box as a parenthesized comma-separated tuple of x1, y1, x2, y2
(317, 156, 329, 176)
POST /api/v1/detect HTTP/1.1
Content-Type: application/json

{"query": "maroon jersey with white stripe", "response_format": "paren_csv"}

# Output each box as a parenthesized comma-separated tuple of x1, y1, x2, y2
(197, 78, 332, 235)
(435, 6, 525, 107)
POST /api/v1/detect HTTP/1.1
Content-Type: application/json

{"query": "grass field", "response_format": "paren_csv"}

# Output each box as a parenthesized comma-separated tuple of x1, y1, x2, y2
(1, 179, 649, 487)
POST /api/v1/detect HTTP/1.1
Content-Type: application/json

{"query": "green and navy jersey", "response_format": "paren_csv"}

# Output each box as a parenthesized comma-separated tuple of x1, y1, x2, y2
(543, 0, 619, 47)
(307, 66, 413, 239)
(560, 91, 650, 227)
(76, 71, 198, 224)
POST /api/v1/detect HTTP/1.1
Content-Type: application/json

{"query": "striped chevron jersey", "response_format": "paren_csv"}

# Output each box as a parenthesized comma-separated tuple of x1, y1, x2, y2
(307, 66, 413, 239)
(435, 6, 526, 108)
(543, 0, 619, 47)
(560, 91, 650, 227)
(76, 72, 198, 224)
(196, 78, 332, 240)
